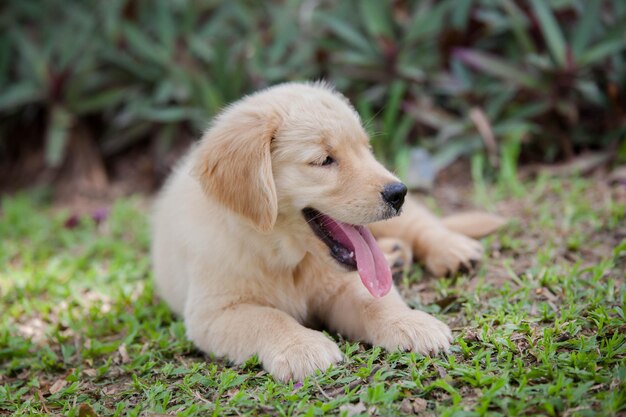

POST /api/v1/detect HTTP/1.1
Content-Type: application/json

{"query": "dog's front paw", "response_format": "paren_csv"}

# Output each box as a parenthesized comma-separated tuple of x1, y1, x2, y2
(264, 330, 343, 382)
(369, 310, 452, 355)
(423, 230, 483, 276)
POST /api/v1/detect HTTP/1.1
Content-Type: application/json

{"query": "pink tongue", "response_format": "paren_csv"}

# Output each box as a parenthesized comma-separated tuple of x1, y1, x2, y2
(325, 219, 392, 298)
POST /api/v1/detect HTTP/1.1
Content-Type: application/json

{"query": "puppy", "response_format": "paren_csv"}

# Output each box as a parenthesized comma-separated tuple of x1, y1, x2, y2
(151, 82, 503, 381)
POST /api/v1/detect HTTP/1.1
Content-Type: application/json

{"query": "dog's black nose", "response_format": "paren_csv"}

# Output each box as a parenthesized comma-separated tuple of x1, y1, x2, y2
(381, 182, 408, 212)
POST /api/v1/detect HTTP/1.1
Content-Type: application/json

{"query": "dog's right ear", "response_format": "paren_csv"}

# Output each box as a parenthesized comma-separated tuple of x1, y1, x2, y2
(192, 104, 280, 233)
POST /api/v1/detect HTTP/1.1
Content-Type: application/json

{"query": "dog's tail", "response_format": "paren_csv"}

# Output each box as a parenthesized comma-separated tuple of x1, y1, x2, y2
(441, 212, 507, 239)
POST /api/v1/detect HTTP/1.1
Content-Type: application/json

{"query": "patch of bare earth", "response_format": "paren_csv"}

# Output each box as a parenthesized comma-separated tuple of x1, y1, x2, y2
(404, 166, 625, 327)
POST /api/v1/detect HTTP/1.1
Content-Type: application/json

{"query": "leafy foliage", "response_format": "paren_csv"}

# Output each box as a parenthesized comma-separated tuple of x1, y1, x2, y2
(1, 0, 625, 174)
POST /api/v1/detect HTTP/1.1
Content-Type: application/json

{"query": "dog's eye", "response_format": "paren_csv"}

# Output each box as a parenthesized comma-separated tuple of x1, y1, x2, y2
(320, 156, 335, 166)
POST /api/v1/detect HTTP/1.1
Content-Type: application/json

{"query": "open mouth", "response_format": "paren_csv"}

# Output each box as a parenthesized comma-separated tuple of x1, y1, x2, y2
(302, 208, 392, 298)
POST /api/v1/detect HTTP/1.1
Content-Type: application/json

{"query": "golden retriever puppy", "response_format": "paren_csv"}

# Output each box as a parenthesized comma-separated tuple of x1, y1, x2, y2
(151, 82, 502, 382)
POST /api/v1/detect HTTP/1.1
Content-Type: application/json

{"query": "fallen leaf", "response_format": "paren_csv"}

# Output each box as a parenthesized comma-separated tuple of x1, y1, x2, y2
(224, 388, 240, 399)
(412, 398, 428, 413)
(118, 343, 130, 364)
(16, 317, 47, 344)
(434, 364, 447, 378)
(555, 332, 572, 342)
(49, 378, 68, 394)
(400, 398, 412, 414)
(78, 403, 99, 417)
(434, 294, 459, 309)
(401, 397, 428, 413)
(464, 329, 480, 342)
(102, 383, 126, 396)
(339, 402, 366, 417)
(37, 390, 50, 413)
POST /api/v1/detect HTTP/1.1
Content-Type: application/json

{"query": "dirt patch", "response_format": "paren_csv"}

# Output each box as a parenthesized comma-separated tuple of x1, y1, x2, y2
(408, 169, 625, 317)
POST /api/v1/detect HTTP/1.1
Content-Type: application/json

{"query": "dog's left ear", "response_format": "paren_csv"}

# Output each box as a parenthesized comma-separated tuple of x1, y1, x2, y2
(192, 105, 280, 233)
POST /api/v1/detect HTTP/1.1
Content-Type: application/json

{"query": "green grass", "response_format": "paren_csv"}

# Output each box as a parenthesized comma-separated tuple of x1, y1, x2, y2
(1, 177, 625, 416)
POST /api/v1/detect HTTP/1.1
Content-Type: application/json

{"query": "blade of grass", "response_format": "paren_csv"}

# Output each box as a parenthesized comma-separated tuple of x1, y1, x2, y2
(571, 0, 601, 59)
(45, 106, 72, 167)
(138, 106, 201, 123)
(500, 0, 536, 54)
(359, 0, 394, 39)
(122, 23, 170, 66)
(101, 121, 152, 157)
(450, 0, 472, 30)
(391, 115, 413, 156)
(73, 88, 130, 115)
(155, 0, 176, 50)
(579, 20, 626, 66)
(453, 48, 539, 89)
(319, 13, 376, 56)
(530, 0, 567, 67)
(383, 81, 406, 134)
(0, 82, 43, 112)
(499, 128, 526, 197)
(406, 0, 451, 43)
(10, 30, 47, 83)
(432, 134, 482, 171)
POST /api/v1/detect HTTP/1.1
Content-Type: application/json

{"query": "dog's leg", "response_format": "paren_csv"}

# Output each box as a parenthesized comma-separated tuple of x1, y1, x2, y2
(369, 196, 484, 276)
(184, 297, 342, 382)
(377, 237, 412, 279)
(315, 277, 452, 354)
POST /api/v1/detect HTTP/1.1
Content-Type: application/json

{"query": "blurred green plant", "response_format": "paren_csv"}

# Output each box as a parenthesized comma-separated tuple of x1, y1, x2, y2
(319, 0, 626, 175)
(452, 0, 626, 163)
(1, 0, 625, 182)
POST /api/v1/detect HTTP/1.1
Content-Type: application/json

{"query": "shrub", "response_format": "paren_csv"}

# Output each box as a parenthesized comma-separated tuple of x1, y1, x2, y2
(1, 0, 625, 181)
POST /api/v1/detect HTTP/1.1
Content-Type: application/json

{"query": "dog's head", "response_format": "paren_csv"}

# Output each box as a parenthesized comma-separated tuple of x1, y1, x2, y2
(193, 82, 407, 297)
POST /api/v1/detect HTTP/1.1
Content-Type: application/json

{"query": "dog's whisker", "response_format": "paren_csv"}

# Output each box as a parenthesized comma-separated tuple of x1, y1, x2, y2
(305, 213, 336, 241)
(305, 212, 325, 225)
(362, 105, 386, 132)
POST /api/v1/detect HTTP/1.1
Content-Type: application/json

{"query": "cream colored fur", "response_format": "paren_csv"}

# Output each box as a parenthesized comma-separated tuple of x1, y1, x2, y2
(151, 82, 503, 382)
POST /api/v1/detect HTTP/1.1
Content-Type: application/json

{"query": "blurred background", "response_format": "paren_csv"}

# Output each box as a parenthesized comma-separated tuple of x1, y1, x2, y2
(1, 0, 625, 204)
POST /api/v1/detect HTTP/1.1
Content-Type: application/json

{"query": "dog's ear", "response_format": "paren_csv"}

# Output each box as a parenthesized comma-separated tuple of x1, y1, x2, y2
(192, 106, 279, 233)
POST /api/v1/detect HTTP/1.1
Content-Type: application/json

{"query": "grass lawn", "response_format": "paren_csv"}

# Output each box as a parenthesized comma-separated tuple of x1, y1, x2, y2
(1, 176, 625, 417)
